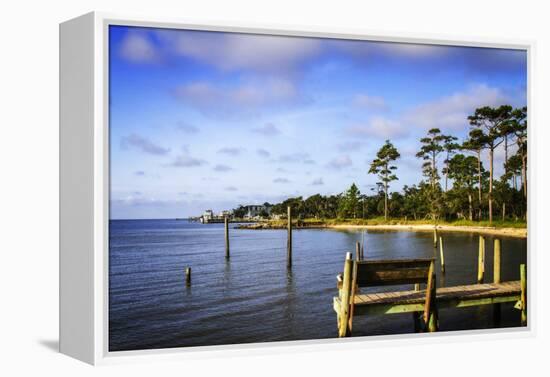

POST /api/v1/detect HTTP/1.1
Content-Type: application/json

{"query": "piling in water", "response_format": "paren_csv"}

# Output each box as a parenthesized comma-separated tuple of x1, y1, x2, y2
(493, 238, 502, 324)
(287, 206, 292, 268)
(185, 267, 191, 285)
(356, 242, 361, 261)
(520, 264, 527, 326)
(439, 236, 445, 273)
(493, 238, 501, 284)
(433, 228, 438, 248)
(224, 216, 230, 259)
(338, 252, 353, 337)
(477, 235, 485, 283)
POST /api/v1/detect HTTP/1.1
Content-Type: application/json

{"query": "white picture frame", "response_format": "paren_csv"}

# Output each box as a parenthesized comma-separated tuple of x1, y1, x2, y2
(59, 11, 534, 365)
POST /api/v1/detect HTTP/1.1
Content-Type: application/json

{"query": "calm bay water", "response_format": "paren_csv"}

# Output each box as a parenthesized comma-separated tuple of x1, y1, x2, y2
(109, 219, 527, 351)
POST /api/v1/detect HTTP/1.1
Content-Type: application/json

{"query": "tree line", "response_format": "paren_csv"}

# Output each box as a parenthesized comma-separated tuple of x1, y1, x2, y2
(250, 105, 527, 224)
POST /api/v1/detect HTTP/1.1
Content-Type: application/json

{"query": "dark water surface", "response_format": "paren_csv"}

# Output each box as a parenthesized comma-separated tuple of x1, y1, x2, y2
(109, 219, 527, 351)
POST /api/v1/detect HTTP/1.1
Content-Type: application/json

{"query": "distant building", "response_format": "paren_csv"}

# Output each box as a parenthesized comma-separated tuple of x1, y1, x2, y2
(198, 205, 271, 223)
(219, 210, 232, 218)
(202, 209, 214, 222)
(199, 209, 233, 223)
(243, 204, 272, 219)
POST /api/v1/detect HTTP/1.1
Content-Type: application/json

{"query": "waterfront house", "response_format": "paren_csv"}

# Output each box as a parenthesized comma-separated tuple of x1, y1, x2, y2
(243, 204, 272, 219)
(201, 209, 214, 223)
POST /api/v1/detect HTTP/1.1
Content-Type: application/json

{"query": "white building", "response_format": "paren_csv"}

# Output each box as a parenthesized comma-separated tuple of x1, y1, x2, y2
(244, 204, 271, 219)
(218, 210, 231, 218)
(202, 209, 214, 221)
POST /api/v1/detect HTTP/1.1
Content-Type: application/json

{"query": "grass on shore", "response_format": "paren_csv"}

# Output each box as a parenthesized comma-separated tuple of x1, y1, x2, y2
(266, 217, 526, 228)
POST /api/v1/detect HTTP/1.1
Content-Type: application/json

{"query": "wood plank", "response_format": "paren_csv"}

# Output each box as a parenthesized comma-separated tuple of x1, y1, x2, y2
(345, 293, 520, 316)
(355, 275, 429, 287)
(341, 281, 521, 309)
(356, 258, 434, 266)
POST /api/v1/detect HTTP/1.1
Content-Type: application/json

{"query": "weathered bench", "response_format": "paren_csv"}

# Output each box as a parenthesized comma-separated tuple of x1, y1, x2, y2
(334, 253, 436, 337)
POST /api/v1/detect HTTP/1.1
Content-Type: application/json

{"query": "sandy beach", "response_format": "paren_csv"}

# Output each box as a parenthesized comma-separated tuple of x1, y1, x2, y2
(328, 224, 527, 238)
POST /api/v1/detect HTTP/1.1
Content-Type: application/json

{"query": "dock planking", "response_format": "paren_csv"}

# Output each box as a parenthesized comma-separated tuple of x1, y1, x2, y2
(334, 281, 521, 317)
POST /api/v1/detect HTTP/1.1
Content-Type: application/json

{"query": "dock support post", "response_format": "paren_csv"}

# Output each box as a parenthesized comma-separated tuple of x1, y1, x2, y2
(520, 264, 527, 326)
(224, 216, 230, 259)
(493, 239, 501, 283)
(413, 284, 421, 332)
(428, 273, 438, 332)
(493, 238, 502, 324)
(287, 206, 292, 268)
(477, 235, 485, 283)
(433, 228, 438, 248)
(185, 267, 191, 285)
(439, 236, 445, 273)
(356, 242, 361, 261)
(338, 252, 353, 337)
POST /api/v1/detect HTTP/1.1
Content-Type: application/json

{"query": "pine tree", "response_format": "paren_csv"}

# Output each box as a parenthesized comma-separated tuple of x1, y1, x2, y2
(416, 128, 445, 189)
(369, 140, 400, 220)
(468, 105, 512, 224)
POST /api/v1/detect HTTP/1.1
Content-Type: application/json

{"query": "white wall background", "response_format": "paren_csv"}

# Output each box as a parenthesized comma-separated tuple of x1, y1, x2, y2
(1, 0, 548, 375)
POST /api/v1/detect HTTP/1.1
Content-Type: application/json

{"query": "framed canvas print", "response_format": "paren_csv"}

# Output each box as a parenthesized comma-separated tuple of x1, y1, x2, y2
(60, 12, 531, 365)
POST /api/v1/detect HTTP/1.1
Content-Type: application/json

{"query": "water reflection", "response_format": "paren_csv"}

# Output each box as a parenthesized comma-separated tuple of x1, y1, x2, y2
(109, 220, 527, 351)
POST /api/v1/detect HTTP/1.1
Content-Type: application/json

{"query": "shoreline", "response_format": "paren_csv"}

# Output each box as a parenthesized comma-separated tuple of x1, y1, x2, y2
(237, 222, 527, 238)
(327, 224, 527, 238)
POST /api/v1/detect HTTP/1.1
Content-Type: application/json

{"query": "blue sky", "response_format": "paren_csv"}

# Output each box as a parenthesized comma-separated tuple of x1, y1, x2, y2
(109, 25, 527, 219)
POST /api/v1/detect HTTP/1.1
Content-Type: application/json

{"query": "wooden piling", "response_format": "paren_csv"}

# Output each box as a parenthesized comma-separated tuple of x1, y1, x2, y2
(356, 242, 361, 261)
(185, 267, 191, 285)
(338, 252, 353, 337)
(224, 216, 230, 259)
(439, 236, 445, 273)
(520, 264, 527, 326)
(433, 228, 438, 248)
(287, 206, 292, 268)
(423, 262, 435, 325)
(493, 238, 502, 324)
(424, 264, 438, 332)
(493, 239, 501, 283)
(477, 235, 485, 283)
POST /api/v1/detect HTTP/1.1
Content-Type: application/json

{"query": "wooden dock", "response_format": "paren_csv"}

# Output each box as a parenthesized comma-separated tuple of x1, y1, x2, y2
(334, 280, 521, 317)
(333, 238, 527, 336)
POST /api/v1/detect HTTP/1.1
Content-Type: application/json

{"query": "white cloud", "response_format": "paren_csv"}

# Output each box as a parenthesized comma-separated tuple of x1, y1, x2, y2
(121, 134, 170, 155)
(252, 123, 281, 136)
(273, 177, 291, 184)
(347, 117, 408, 139)
(175, 121, 199, 134)
(213, 164, 233, 172)
(404, 84, 509, 131)
(158, 30, 321, 74)
(377, 42, 447, 58)
(277, 152, 312, 164)
(353, 94, 388, 111)
(327, 155, 353, 170)
(174, 79, 304, 117)
(168, 153, 208, 168)
(217, 147, 245, 156)
(257, 148, 271, 158)
(310, 178, 324, 185)
(337, 141, 364, 152)
(119, 33, 159, 63)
